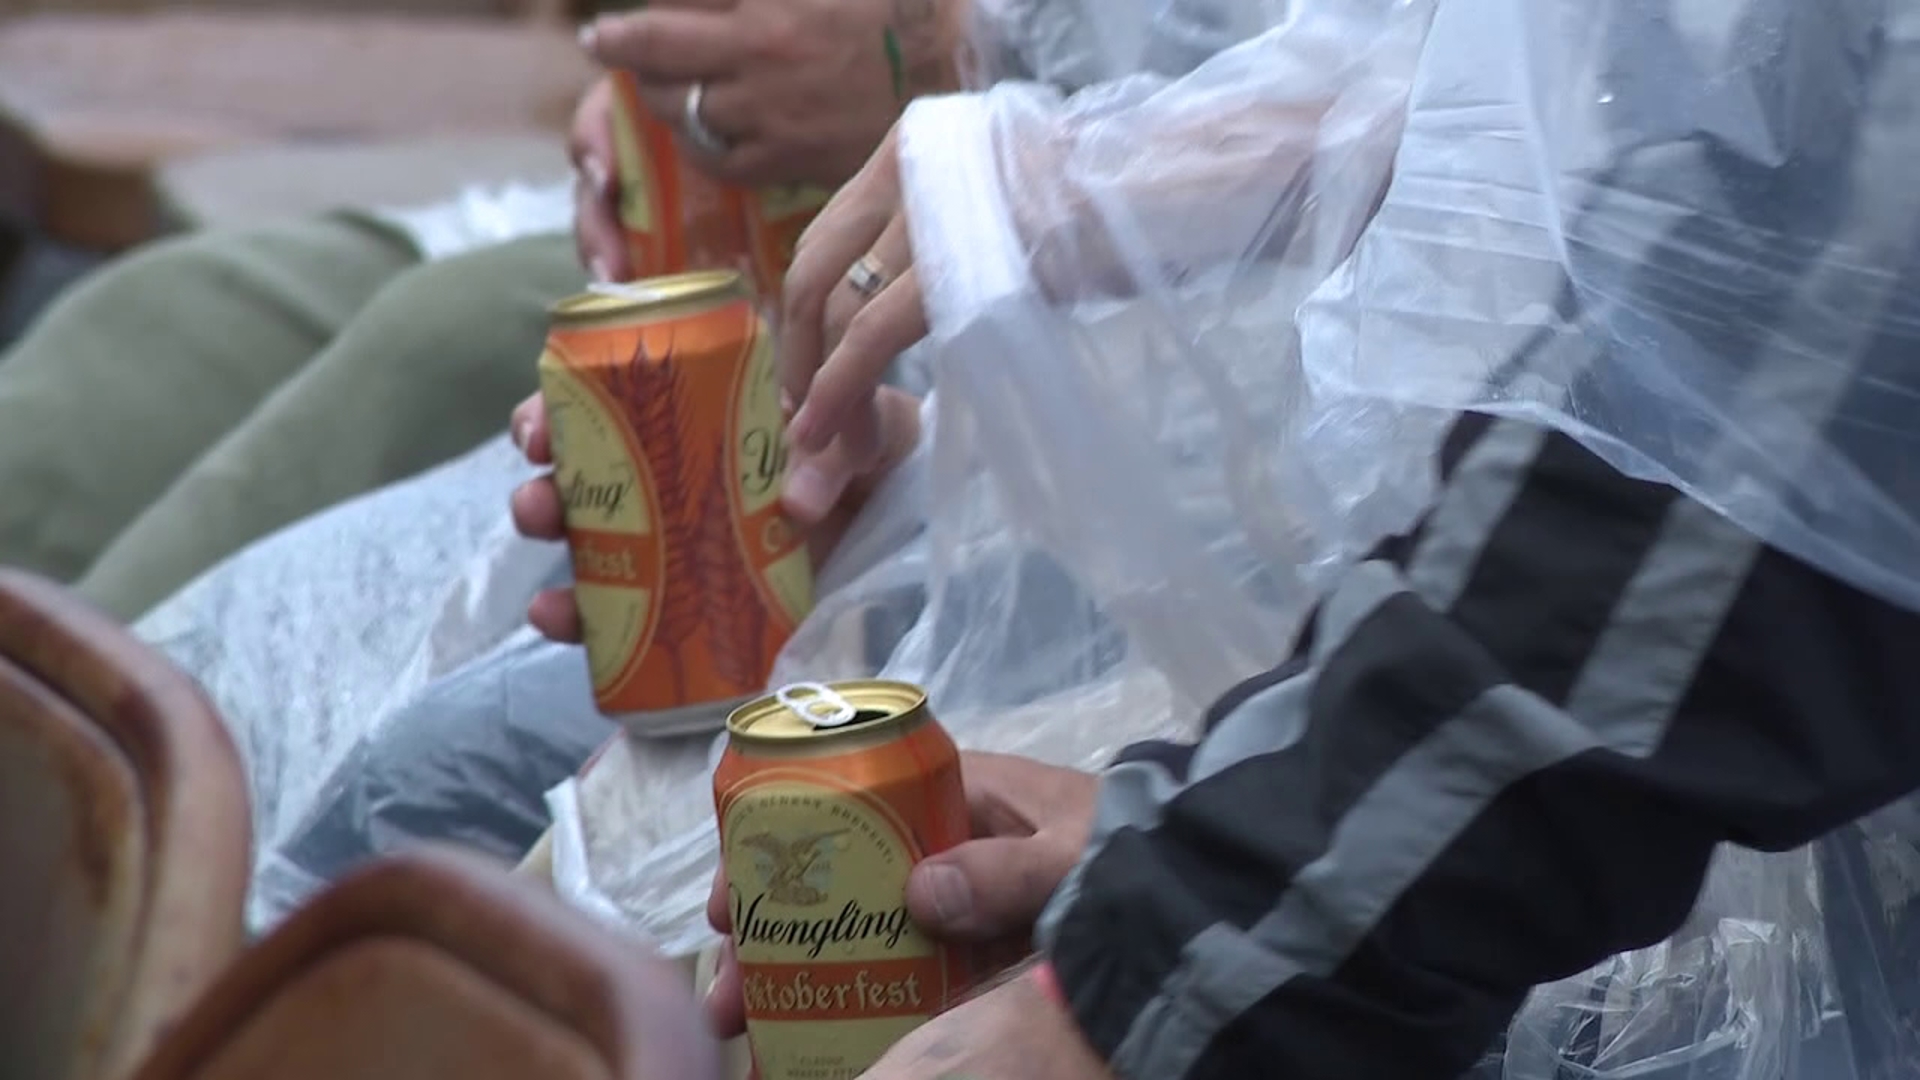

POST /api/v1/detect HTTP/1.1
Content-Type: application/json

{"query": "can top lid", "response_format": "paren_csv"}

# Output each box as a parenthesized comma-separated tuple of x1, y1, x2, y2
(548, 270, 745, 321)
(728, 679, 928, 743)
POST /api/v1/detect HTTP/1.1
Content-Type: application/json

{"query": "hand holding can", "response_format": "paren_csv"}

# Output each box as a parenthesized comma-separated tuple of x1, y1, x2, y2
(713, 681, 977, 1079)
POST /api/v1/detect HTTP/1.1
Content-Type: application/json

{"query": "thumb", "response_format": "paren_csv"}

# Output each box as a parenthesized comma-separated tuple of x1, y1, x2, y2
(905, 836, 1074, 942)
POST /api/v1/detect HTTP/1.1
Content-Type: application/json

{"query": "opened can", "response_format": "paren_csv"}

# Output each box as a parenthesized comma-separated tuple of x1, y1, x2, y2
(607, 71, 829, 296)
(715, 681, 973, 1080)
(537, 270, 811, 727)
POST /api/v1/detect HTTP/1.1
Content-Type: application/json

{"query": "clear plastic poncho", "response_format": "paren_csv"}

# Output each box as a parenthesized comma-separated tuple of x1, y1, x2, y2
(1301, 0, 1920, 615)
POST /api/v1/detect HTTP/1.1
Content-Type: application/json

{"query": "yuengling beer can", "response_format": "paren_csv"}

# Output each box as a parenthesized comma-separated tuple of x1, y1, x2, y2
(715, 680, 973, 1080)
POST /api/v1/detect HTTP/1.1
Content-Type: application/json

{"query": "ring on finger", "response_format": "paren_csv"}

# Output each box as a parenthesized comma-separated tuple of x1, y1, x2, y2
(845, 254, 890, 300)
(683, 82, 732, 156)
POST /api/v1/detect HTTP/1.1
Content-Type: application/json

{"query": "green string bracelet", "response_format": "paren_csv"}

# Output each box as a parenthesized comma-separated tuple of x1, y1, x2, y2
(883, 26, 908, 102)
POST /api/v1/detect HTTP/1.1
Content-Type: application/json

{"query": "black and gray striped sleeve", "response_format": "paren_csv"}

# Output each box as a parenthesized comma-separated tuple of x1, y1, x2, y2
(1033, 410, 1920, 1080)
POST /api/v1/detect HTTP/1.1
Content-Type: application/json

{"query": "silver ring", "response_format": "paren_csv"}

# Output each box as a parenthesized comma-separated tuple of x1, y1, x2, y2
(683, 82, 731, 156)
(845, 255, 889, 299)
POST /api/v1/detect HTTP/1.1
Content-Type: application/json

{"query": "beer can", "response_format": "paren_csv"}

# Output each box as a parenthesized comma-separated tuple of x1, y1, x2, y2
(607, 70, 828, 297)
(739, 183, 833, 298)
(715, 681, 974, 1080)
(538, 270, 812, 726)
(607, 71, 749, 281)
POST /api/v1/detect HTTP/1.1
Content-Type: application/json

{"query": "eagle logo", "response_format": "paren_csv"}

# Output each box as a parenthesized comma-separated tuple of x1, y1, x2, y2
(738, 829, 850, 907)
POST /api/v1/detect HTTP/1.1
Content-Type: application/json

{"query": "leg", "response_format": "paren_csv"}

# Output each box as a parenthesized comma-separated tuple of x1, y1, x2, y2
(0, 216, 416, 580)
(78, 234, 583, 619)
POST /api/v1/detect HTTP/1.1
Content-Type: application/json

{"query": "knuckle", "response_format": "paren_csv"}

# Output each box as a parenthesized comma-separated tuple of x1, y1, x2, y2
(840, 306, 885, 354)
(618, 19, 659, 66)
(782, 269, 829, 324)
(749, 9, 800, 56)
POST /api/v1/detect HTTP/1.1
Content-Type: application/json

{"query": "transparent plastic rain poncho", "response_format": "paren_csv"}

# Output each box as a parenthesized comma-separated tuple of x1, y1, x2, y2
(1303, 0, 1920, 615)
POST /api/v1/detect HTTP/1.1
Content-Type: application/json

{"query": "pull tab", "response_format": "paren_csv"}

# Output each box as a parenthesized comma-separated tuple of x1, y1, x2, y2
(775, 682, 859, 729)
(586, 280, 666, 304)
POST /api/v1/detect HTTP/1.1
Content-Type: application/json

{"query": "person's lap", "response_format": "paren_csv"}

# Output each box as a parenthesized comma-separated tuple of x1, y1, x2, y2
(78, 231, 584, 620)
(0, 215, 418, 583)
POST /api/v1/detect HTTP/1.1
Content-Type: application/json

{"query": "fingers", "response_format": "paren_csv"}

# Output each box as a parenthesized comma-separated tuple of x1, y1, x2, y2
(511, 392, 580, 644)
(900, 753, 1101, 939)
(631, 78, 764, 177)
(778, 148, 901, 409)
(904, 834, 1082, 942)
(568, 77, 618, 179)
(704, 940, 748, 1039)
(574, 168, 627, 284)
(960, 753, 1102, 842)
(703, 866, 748, 1039)
(708, 862, 732, 933)
(818, 213, 912, 376)
(586, 9, 745, 86)
(527, 588, 583, 644)
(510, 475, 565, 541)
(788, 267, 928, 456)
(793, 388, 923, 567)
(807, 212, 915, 470)
(510, 393, 551, 464)
(783, 384, 920, 529)
(568, 81, 627, 282)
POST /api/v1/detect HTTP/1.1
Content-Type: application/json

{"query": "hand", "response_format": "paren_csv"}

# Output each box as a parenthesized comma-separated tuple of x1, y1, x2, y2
(858, 973, 1111, 1080)
(569, 76, 627, 284)
(581, 0, 963, 187)
(703, 753, 1100, 1038)
(779, 123, 926, 508)
(508, 385, 921, 643)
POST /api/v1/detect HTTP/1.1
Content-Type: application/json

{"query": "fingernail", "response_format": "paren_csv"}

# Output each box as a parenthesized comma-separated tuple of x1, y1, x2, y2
(783, 463, 838, 521)
(921, 864, 972, 926)
(513, 418, 532, 452)
(577, 21, 598, 51)
(786, 407, 819, 451)
(590, 257, 614, 283)
(779, 389, 798, 421)
(582, 156, 612, 196)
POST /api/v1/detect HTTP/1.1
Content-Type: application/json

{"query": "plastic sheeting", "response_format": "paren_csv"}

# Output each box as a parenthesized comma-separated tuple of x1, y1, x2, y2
(132, 439, 609, 932)
(1302, 0, 1920, 616)
(887, 0, 1442, 718)
(1467, 813, 1920, 1080)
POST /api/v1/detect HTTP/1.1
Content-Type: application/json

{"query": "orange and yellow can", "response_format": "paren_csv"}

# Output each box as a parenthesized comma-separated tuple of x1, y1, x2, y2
(538, 270, 811, 721)
(715, 680, 975, 1080)
(607, 71, 830, 297)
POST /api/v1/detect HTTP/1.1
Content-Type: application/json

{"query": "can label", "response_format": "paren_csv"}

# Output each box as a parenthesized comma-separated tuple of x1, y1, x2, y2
(540, 294, 811, 714)
(608, 72, 826, 298)
(742, 185, 831, 297)
(608, 72, 753, 283)
(721, 771, 949, 1079)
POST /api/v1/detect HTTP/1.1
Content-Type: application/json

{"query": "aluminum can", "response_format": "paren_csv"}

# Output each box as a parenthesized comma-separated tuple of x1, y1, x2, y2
(715, 680, 973, 1080)
(608, 71, 828, 297)
(538, 270, 811, 726)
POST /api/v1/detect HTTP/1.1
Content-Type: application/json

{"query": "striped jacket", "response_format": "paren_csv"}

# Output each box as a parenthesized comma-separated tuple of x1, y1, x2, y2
(1034, 3, 1920, 1078)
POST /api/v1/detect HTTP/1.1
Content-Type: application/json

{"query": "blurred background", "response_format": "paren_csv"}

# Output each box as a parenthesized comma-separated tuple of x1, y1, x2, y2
(0, 0, 603, 343)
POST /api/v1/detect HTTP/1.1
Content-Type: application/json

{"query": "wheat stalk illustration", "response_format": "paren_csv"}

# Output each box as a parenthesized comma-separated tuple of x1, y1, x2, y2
(694, 452, 770, 693)
(605, 328, 702, 702)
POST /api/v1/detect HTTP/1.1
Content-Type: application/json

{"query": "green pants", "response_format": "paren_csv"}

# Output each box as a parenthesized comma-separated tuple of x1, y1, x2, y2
(0, 216, 584, 620)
